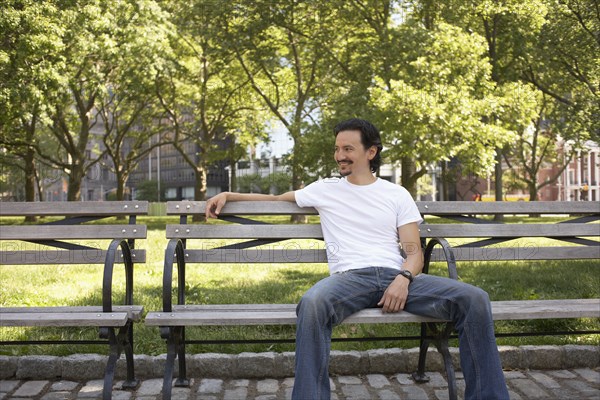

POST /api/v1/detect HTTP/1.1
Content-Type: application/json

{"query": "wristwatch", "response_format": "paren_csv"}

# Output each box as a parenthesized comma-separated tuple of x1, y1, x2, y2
(398, 269, 414, 283)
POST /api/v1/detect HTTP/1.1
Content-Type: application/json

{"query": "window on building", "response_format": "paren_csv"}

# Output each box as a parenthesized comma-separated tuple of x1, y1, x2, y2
(165, 187, 178, 199)
(182, 187, 194, 199)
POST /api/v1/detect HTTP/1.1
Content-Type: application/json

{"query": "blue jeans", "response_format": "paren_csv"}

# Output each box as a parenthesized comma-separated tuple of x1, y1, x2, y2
(292, 267, 509, 400)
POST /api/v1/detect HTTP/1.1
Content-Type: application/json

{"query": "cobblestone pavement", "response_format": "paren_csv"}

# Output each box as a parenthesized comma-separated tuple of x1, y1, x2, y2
(1, 368, 599, 399)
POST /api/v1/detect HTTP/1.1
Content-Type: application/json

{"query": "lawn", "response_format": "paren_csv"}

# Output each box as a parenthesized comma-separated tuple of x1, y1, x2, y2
(1, 215, 599, 356)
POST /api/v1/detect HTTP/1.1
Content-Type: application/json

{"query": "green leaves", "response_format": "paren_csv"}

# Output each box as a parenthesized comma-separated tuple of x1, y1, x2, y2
(369, 21, 509, 180)
(2, 0, 597, 201)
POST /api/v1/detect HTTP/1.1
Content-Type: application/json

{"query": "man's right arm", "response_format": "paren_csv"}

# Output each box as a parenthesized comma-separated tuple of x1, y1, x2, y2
(205, 191, 296, 219)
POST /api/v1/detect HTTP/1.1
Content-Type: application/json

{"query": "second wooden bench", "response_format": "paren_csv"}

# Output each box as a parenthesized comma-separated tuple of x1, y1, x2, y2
(0, 201, 148, 399)
(146, 200, 599, 400)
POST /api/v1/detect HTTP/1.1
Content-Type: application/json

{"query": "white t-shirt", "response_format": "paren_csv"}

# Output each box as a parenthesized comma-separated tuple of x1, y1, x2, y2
(295, 177, 423, 274)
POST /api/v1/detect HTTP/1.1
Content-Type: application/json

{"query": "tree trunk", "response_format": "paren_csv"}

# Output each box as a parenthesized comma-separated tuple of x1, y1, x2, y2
(290, 129, 306, 224)
(24, 149, 37, 203)
(115, 170, 130, 201)
(193, 164, 208, 222)
(229, 158, 237, 192)
(67, 164, 84, 201)
(35, 171, 44, 202)
(23, 148, 38, 222)
(528, 184, 538, 202)
(494, 149, 504, 221)
(113, 170, 129, 219)
(401, 157, 418, 198)
(440, 161, 448, 201)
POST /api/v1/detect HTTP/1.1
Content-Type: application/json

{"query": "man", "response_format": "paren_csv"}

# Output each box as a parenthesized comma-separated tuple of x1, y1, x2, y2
(206, 118, 509, 400)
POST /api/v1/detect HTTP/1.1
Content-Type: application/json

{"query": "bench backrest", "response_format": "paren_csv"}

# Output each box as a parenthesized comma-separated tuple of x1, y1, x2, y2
(165, 200, 599, 264)
(0, 201, 148, 265)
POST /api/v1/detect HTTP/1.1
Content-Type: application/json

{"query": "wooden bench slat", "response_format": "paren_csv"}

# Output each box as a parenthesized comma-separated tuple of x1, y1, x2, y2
(417, 201, 600, 215)
(144, 299, 600, 326)
(166, 223, 598, 240)
(422, 223, 599, 238)
(168, 299, 599, 318)
(167, 224, 323, 239)
(173, 304, 296, 312)
(165, 200, 600, 216)
(0, 201, 149, 216)
(144, 310, 442, 325)
(0, 312, 129, 327)
(490, 299, 600, 320)
(1, 225, 147, 240)
(0, 250, 146, 265)
(167, 201, 318, 216)
(182, 246, 599, 264)
(2, 305, 144, 321)
(183, 249, 327, 263)
(429, 246, 600, 261)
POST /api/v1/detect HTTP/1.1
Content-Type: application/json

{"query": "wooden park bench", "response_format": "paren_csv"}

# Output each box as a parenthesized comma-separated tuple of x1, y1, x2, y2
(0, 201, 148, 400)
(145, 200, 600, 400)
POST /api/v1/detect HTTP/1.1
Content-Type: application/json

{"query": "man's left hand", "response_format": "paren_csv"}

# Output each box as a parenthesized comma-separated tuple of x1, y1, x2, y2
(377, 275, 410, 313)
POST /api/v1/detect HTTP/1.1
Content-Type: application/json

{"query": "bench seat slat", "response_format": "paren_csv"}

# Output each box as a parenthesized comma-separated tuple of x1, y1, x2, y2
(145, 307, 441, 325)
(0, 312, 129, 327)
(1, 225, 147, 240)
(144, 299, 600, 326)
(0, 201, 149, 216)
(1, 306, 144, 321)
(0, 250, 147, 265)
(490, 299, 600, 320)
(167, 223, 598, 240)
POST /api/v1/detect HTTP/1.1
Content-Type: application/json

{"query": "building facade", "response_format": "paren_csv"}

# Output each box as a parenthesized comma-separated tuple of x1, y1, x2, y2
(557, 141, 599, 202)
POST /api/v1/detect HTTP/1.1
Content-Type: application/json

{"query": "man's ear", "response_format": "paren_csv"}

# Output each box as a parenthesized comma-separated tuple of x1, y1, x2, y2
(367, 145, 377, 160)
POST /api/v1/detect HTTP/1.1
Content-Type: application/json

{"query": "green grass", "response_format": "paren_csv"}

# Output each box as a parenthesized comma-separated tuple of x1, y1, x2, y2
(1, 215, 599, 356)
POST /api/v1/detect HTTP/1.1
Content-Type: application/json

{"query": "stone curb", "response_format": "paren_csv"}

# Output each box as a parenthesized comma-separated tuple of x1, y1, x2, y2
(1, 345, 598, 381)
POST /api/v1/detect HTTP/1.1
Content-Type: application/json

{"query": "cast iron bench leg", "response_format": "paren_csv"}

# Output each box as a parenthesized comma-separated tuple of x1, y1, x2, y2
(435, 333, 457, 400)
(412, 322, 457, 400)
(121, 322, 139, 389)
(102, 328, 118, 400)
(412, 323, 431, 383)
(162, 326, 189, 399)
(174, 327, 189, 387)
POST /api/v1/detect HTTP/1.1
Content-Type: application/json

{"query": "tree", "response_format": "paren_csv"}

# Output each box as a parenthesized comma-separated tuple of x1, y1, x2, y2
(405, 0, 597, 202)
(306, 1, 534, 198)
(96, 0, 174, 201)
(505, 93, 583, 201)
(406, 0, 549, 201)
(1, 1, 195, 202)
(0, 0, 65, 203)
(223, 0, 339, 195)
(521, 0, 599, 143)
(156, 0, 267, 218)
(31, 0, 120, 201)
(370, 21, 513, 195)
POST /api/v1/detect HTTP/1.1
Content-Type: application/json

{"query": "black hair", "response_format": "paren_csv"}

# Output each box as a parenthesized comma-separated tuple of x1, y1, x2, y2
(333, 118, 383, 173)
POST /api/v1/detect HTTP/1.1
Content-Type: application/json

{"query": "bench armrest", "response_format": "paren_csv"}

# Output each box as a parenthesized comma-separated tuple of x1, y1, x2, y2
(423, 237, 458, 280)
(162, 239, 186, 313)
(102, 239, 135, 312)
